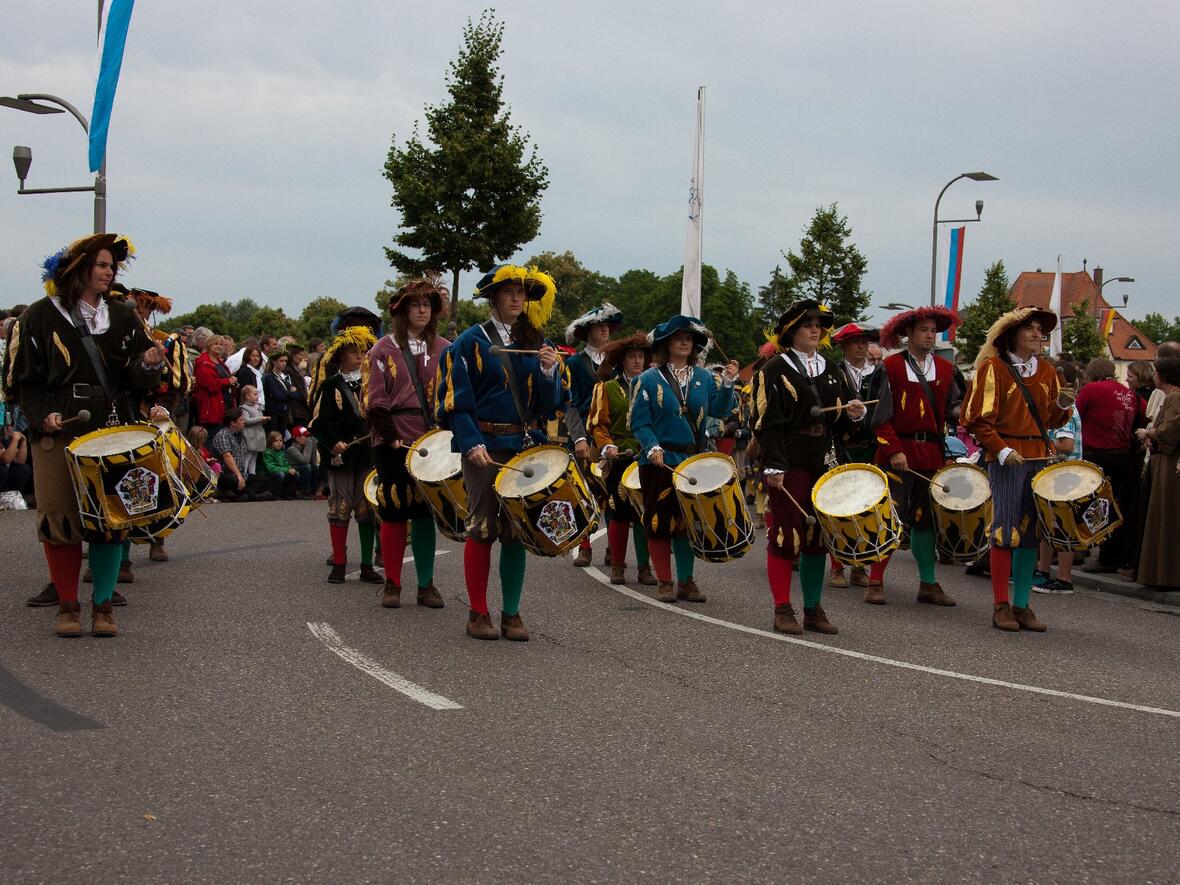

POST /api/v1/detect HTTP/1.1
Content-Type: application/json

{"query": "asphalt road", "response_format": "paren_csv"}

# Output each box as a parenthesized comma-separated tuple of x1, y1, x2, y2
(1, 500, 1178, 883)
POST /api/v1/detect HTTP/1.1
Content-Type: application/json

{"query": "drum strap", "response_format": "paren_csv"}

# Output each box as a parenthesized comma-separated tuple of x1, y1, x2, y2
(482, 321, 535, 445)
(67, 301, 121, 425)
(902, 351, 953, 459)
(397, 341, 435, 429)
(784, 351, 845, 466)
(1001, 358, 1056, 456)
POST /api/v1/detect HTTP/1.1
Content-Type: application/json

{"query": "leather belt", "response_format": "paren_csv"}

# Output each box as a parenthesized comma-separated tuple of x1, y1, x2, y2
(72, 383, 107, 399)
(899, 431, 940, 443)
(792, 425, 826, 437)
(478, 420, 537, 435)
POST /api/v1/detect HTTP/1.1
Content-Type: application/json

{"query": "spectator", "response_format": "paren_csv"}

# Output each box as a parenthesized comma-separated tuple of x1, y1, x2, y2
(1137, 357, 1180, 588)
(0, 426, 31, 510)
(262, 351, 296, 435)
(225, 336, 256, 374)
(235, 344, 266, 410)
(286, 346, 312, 427)
(238, 385, 269, 475)
(1035, 360, 1083, 594)
(209, 408, 272, 502)
(286, 425, 320, 498)
(306, 338, 326, 379)
(193, 334, 239, 436)
(1127, 360, 1155, 404)
(185, 425, 220, 475)
(261, 430, 299, 499)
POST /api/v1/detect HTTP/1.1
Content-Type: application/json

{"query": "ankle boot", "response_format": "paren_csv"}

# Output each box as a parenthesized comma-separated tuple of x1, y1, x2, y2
(465, 609, 498, 640)
(359, 564, 383, 584)
(327, 563, 346, 584)
(500, 612, 530, 641)
(380, 579, 401, 608)
(111, 589, 127, 607)
(676, 578, 706, 603)
(917, 581, 957, 606)
(91, 601, 117, 638)
(417, 583, 445, 609)
(603, 547, 613, 567)
(850, 567, 869, 587)
(864, 582, 886, 605)
(28, 582, 60, 607)
(573, 546, 592, 567)
(773, 602, 802, 635)
(54, 601, 82, 638)
(636, 565, 658, 586)
(149, 542, 168, 562)
(610, 564, 627, 585)
(1012, 605, 1047, 632)
(655, 581, 677, 603)
(992, 602, 1019, 631)
(828, 569, 849, 588)
(117, 562, 134, 583)
(803, 605, 839, 634)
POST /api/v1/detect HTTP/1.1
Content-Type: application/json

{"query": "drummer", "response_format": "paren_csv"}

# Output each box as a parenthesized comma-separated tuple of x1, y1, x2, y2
(310, 325, 381, 586)
(868, 306, 961, 607)
(828, 322, 884, 590)
(962, 307, 1072, 632)
(629, 315, 739, 604)
(587, 330, 656, 586)
(7, 234, 167, 638)
(750, 300, 864, 635)
(563, 302, 624, 567)
(436, 264, 567, 641)
(365, 274, 451, 610)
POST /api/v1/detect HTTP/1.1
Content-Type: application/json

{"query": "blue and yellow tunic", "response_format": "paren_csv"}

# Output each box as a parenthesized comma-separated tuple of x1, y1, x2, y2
(629, 365, 736, 467)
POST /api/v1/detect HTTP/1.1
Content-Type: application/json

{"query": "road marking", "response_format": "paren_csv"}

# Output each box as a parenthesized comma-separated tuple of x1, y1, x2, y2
(578, 536, 1180, 720)
(0, 662, 104, 731)
(307, 622, 462, 711)
(346, 548, 450, 580)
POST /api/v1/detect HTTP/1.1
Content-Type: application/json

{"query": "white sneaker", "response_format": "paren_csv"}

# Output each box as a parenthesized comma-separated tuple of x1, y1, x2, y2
(0, 490, 27, 510)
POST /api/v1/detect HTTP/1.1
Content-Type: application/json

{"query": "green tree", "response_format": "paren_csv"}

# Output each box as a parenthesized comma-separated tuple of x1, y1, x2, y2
(756, 264, 791, 330)
(610, 268, 663, 334)
(781, 204, 872, 324)
(1135, 312, 1180, 346)
(526, 250, 618, 341)
(298, 297, 348, 344)
(383, 9, 550, 302)
(241, 306, 298, 341)
(161, 304, 237, 339)
(451, 298, 490, 334)
(955, 260, 1014, 357)
(1062, 296, 1105, 364)
(374, 276, 414, 318)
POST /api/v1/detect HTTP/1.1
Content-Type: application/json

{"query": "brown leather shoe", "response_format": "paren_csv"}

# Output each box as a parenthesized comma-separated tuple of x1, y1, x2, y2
(803, 605, 839, 635)
(850, 567, 869, 587)
(992, 602, 1019, 631)
(149, 542, 168, 562)
(111, 589, 127, 607)
(500, 612, 530, 641)
(91, 601, 117, 638)
(28, 582, 59, 607)
(676, 578, 706, 603)
(380, 579, 401, 608)
(1013, 605, 1047, 632)
(610, 564, 627, 585)
(117, 562, 134, 584)
(828, 569, 849, 588)
(417, 584, 445, 609)
(656, 581, 677, 603)
(864, 582, 886, 605)
(359, 564, 384, 584)
(54, 601, 82, 638)
(637, 565, 658, 586)
(773, 602, 802, 635)
(917, 581, 957, 606)
(465, 610, 498, 640)
(573, 546, 592, 567)
(603, 547, 613, 567)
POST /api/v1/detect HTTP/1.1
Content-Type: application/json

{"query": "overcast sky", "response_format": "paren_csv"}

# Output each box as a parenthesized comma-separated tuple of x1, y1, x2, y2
(1, 1, 1176, 328)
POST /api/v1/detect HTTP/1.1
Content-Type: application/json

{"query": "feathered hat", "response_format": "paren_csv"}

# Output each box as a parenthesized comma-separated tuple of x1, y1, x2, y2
(832, 322, 880, 345)
(651, 314, 711, 351)
(310, 324, 379, 403)
(974, 307, 1058, 369)
(129, 288, 173, 315)
(773, 299, 834, 346)
(879, 306, 959, 349)
(389, 272, 450, 318)
(473, 264, 557, 330)
(596, 329, 654, 380)
(331, 306, 383, 338)
(565, 302, 623, 345)
(40, 233, 135, 298)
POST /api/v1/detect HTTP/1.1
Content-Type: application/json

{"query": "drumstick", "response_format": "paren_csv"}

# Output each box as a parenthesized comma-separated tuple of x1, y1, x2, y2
(489, 460, 536, 479)
(904, 468, 950, 493)
(710, 337, 732, 365)
(809, 399, 879, 417)
(601, 448, 635, 460)
(59, 409, 92, 428)
(488, 344, 565, 359)
(653, 460, 698, 485)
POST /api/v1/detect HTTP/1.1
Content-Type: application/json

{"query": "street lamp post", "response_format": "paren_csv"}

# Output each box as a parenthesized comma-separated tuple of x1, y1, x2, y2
(930, 171, 998, 306)
(1095, 275, 1134, 323)
(1, 92, 106, 233)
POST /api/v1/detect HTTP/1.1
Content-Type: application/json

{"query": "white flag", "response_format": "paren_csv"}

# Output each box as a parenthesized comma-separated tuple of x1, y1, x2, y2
(1048, 255, 1062, 357)
(680, 87, 705, 318)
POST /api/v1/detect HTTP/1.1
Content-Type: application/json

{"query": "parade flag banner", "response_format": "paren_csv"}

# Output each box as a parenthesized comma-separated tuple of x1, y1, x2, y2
(89, 0, 135, 173)
(680, 86, 705, 319)
(1101, 308, 1117, 339)
(942, 226, 966, 340)
(1048, 256, 1063, 357)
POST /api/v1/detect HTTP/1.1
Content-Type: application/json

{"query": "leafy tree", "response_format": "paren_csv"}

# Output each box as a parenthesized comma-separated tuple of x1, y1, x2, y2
(240, 306, 297, 341)
(1062, 296, 1105, 364)
(955, 260, 1014, 357)
(756, 264, 791, 330)
(297, 297, 348, 344)
(1135, 312, 1180, 346)
(374, 276, 414, 318)
(450, 298, 490, 335)
(781, 204, 872, 324)
(526, 250, 618, 341)
(161, 304, 237, 339)
(610, 268, 663, 334)
(383, 9, 550, 302)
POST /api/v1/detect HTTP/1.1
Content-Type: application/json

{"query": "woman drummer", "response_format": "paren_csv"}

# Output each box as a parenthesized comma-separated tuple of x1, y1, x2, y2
(436, 264, 567, 641)
(366, 274, 451, 610)
(628, 315, 739, 604)
(962, 307, 1071, 632)
(750, 300, 865, 635)
(587, 330, 656, 586)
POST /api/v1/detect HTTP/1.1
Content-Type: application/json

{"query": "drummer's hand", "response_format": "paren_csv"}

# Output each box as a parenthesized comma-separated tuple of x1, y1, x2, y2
(723, 360, 740, 382)
(846, 398, 867, 420)
(538, 345, 558, 371)
(602, 444, 619, 459)
(332, 441, 347, 454)
(648, 448, 665, 469)
(42, 413, 64, 433)
(765, 472, 785, 491)
(1005, 450, 1026, 467)
(288, 468, 297, 476)
(574, 439, 590, 460)
(889, 452, 908, 473)
(468, 445, 494, 468)
(148, 405, 170, 422)
(142, 342, 167, 366)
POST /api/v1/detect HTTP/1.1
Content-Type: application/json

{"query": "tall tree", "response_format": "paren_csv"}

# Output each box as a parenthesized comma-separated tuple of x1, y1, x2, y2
(1135, 312, 1180, 346)
(781, 204, 872, 324)
(955, 260, 1014, 356)
(383, 10, 550, 302)
(756, 264, 791, 329)
(527, 249, 616, 340)
(1062, 296, 1105, 364)
(297, 297, 348, 344)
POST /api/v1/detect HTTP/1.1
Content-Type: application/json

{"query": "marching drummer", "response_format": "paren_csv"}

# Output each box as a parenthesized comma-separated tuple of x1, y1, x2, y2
(629, 315, 739, 605)
(310, 325, 382, 586)
(750, 300, 864, 635)
(365, 274, 451, 610)
(869, 306, 961, 607)
(962, 307, 1072, 632)
(436, 264, 567, 641)
(7, 234, 167, 638)
(563, 303, 624, 568)
(587, 330, 657, 586)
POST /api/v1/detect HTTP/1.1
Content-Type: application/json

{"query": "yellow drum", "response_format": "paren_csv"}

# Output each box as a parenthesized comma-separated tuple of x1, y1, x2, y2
(929, 462, 993, 563)
(66, 424, 186, 535)
(406, 429, 469, 541)
(494, 445, 600, 557)
(672, 452, 753, 562)
(158, 420, 217, 506)
(620, 460, 644, 518)
(1032, 459, 1123, 551)
(363, 469, 381, 509)
(589, 459, 608, 495)
(812, 463, 901, 565)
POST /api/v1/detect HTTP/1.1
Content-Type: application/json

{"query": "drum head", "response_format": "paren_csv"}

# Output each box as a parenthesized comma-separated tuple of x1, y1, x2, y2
(1033, 461, 1103, 501)
(363, 469, 380, 507)
(814, 465, 887, 517)
(674, 453, 734, 494)
(931, 464, 991, 510)
(496, 446, 570, 497)
(70, 427, 158, 457)
(622, 461, 641, 491)
(408, 430, 462, 482)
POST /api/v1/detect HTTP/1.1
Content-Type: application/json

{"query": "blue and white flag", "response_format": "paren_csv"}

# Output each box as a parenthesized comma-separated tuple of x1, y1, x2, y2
(89, 0, 135, 173)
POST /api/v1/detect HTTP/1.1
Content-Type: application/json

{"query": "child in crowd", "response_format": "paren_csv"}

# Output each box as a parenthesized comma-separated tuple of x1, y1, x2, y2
(286, 425, 321, 498)
(186, 425, 221, 475)
(238, 384, 269, 475)
(262, 430, 299, 500)
(0, 426, 31, 510)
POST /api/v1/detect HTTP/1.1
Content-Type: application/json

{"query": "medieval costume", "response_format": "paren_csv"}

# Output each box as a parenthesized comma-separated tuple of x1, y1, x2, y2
(1136, 362, 1180, 588)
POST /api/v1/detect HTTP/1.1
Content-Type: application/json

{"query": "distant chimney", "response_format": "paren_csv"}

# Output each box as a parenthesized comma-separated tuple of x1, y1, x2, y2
(1093, 266, 1103, 290)
(1082, 258, 1088, 271)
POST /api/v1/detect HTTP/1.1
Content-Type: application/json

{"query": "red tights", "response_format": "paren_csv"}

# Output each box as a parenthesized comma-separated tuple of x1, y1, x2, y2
(380, 522, 408, 586)
(869, 554, 891, 583)
(990, 547, 1012, 604)
(767, 551, 793, 606)
(43, 543, 83, 604)
(607, 520, 631, 565)
(464, 539, 493, 613)
(646, 537, 672, 583)
(329, 523, 348, 566)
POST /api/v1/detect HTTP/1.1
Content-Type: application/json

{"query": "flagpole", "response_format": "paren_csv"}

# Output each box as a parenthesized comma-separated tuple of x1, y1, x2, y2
(1048, 255, 1063, 357)
(680, 86, 705, 318)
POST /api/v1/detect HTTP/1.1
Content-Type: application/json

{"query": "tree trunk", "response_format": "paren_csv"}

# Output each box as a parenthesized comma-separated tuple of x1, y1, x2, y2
(452, 268, 461, 305)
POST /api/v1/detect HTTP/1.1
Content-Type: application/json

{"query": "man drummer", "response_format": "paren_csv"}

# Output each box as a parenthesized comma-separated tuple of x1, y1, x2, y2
(7, 233, 167, 638)
(750, 300, 865, 635)
(587, 330, 656, 586)
(868, 306, 961, 607)
(828, 321, 884, 589)
(365, 274, 451, 609)
(436, 264, 567, 641)
(310, 325, 382, 585)
(962, 307, 1071, 631)
(563, 302, 624, 567)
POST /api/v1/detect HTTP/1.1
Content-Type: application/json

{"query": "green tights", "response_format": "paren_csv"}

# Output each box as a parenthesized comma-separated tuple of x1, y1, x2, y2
(632, 524, 650, 568)
(410, 518, 436, 586)
(800, 552, 827, 609)
(89, 542, 123, 606)
(672, 536, 694, 583)
(358, 521, 375, 567)
(499, 541, 527, 616)
(1012, 546, 1037, 609)
(910, 528, 938, 584)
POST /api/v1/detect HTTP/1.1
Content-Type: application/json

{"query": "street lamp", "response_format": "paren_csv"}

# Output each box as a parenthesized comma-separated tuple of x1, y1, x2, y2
(879, 301, 917, 311)
(930, 171, 998, 306)
(1096, 275, 1134, 320)
(2, 92, 106, 233)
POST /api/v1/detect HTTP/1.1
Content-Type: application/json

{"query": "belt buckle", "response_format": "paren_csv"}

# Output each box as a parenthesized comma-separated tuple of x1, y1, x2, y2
(72, 383, 91, 399)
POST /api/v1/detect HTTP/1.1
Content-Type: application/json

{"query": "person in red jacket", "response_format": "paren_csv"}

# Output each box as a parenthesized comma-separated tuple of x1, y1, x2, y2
(868, 306, 961, 607)
(193, 334, 237, 435)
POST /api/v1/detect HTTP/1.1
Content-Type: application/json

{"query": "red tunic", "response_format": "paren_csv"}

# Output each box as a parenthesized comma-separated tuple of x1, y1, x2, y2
(873, 352, 957, 471)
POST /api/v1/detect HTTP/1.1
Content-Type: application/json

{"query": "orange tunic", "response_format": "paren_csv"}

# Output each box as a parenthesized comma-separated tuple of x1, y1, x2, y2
(962, 356, 1069, 460)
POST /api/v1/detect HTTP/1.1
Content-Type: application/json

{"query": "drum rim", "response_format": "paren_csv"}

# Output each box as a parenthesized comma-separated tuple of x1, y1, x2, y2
(930, 461, 992, 507)
(672, 451, 736, 492)
(1031, 458, 1105, 499)
(493, 444, 571, 497)
(811, 462, 890, 511)
(67, 423, 162, 455)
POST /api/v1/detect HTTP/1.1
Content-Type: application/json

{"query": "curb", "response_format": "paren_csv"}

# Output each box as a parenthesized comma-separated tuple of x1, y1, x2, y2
(1070, 572, 1180, 606)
